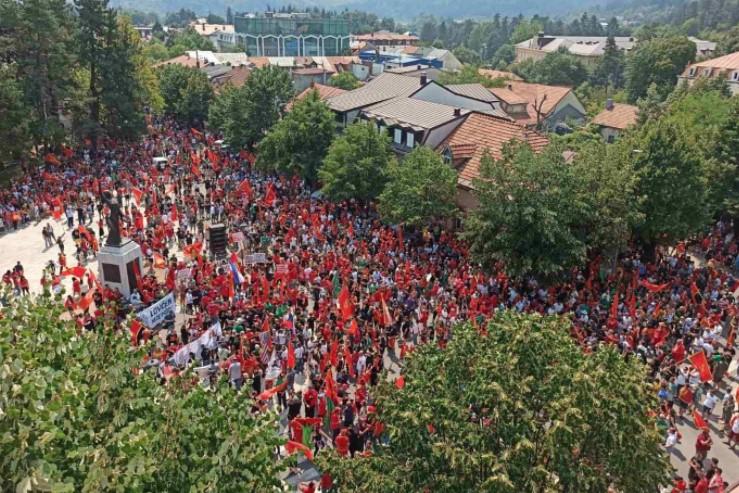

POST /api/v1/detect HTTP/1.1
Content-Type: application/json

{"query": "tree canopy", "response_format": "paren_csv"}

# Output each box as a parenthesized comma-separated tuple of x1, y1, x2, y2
(378, 146, 458, 226)
(157, 64, 212, 126)
(0, 295, 285, 492)
(319, 120, 395, 202)
(625, 36, 696, 102)
(257, 90, 336, 185)
(329, 71, 361, 90)
(318, 312, 672, 493)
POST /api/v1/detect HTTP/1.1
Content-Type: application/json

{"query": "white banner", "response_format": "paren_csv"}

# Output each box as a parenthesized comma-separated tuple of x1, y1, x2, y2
(244, 253, 267, 264)
(137, 293, 175, 328)
(171, 321, 222, 367)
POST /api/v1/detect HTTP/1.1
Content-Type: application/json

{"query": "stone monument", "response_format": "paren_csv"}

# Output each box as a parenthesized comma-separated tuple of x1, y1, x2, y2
(97, 190, 143, 298)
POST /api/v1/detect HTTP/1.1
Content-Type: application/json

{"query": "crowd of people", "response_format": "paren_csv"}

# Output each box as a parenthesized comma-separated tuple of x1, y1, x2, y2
(2, 121, 737, 492)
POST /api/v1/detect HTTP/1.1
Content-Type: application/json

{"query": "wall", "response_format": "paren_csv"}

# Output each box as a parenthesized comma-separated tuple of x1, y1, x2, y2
(599, 126, 621, 143)
(424, 118, 466, 149)
(455, 187, 480, 211)
(351, 63, 370, 81)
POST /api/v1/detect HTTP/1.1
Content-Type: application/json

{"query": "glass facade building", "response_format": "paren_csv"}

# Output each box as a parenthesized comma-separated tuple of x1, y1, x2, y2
(233, 13, 351, 57)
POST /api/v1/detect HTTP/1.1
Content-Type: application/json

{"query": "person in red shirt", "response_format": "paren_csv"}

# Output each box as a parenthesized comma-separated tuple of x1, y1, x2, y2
(694, 471, 709, 493)
(695, 429, 712, 460)
(335, 429, 349, 456)
(671, 476, 687, 493)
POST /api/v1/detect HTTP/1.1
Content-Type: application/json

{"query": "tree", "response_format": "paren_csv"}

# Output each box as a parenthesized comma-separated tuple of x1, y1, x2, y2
(329, 71, 361, 90)
(438, 65, 505, 88)
(208, 65, 293, 149)
(206, 13, 225, 24)
(157, 64, 212, 126)
(630, 120, 710, 251)
(715, 98, 739, 222)
(5, 0, 77, 151)
(451, 46, 481, 65)
(0, 295, 286, 492)
(257, 90, 335, 185)
(378, 146, 457, 226)
(319, 121, 394, 202)
(0, 64, 32, 163)
(625, 36, 696, 102)
(318, 313, 672, 493)
(592, 35, 625, 91)
(165, 27, 215, 58)
(514, 48, 588, 86)
(464, 143, 591, 279)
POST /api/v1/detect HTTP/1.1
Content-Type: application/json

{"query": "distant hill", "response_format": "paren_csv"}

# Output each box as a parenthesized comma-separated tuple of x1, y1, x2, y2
(109, 0, 612, 22)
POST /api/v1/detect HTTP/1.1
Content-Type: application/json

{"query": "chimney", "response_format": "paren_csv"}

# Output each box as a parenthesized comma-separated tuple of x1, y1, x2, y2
(420, 72, 428, 85)
(605, 98, 614, 111)
(507, 84, 513, 90)
(202, 22, 206, 30)
(417, 64, 422, 70)
(453, 108, 461, 116)
(537, 31, 546, 49)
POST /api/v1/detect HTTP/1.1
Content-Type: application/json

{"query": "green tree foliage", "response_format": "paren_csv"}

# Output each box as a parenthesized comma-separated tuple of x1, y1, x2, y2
(625, 36, 696, 102)
(464, 144, 591, 279)
(629, 120, 710, 248)
(206, 12, 225, 24)
(513, 48, 588, 86)
(378, 146, 457, 226)
(451, 45, 482, 65)
(329, 71, 361, 90)
(157, 64, 212, 125)
(319, 121, 395, 202)
(163, 8, 197, 27)
(714, 98, 739, 219)
(592, 35, 625, 90)
(319, 313, 672, 493)
(164, 27, 215, 58)
(1, 0, 76, 151)
(0, 64, 32, 163)
(0, 295, 285, 492)
(257, 90, 335, 185)
(208, 65, 293, 150)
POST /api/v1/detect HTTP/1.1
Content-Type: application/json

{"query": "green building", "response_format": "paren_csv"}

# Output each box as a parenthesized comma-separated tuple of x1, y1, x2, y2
(232, 12, 351, 57)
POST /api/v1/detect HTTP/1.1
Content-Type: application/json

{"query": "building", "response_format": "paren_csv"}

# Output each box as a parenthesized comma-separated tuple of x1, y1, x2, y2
(415, 48, 463, 72)
(679, 51, 739, 95)
(439, 112, 549, 209)
(414, 82, 508, 117)
(591, 100, 639, 142)
(292, 67, 333, 92)
(488, 81, 587, 130)
(231, 12, 351, 57)
(352, 31, 419, 52)
(386, 65, 443, 81)
(688, 37, 717, 58)
(360, 98, 469, 154)
(515, 34, 637, 66)
(290, 83, 347, 110)
(153, 51, 249, 68)
(326, 72, 425, 126)
(189, 21, 235, 37)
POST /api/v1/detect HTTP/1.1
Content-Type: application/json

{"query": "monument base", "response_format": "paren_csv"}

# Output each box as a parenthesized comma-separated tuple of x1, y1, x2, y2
(97, 240, 144, 299)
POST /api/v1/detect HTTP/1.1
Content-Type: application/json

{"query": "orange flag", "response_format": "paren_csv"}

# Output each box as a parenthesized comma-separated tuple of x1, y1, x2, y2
(77, 288, 96, 311)
(688, 351, 713, 382)
(257, 381, 287, 401)
(693, 409, 709, 430)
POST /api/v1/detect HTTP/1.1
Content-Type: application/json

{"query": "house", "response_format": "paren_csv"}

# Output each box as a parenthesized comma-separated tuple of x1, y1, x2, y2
(326, 72, 425, 126)
(360, 98, 469, 154)
(478, 68, 522, 81)
(679, 51, 739, 95)
(210, 66, 252, 92)
(438, 112, 549, 209)
(352, 31, 419, 52)
(292, 67, 333, 92)
(154, 51, 250, 68)
(515, 34, 637, 67)
(415, 47, 463, 72)
(688, 37, 717, 58)
(189, 21, 235, 37)
(386, 65, 443, 81)
(488, 81, 587, 130)
(291, 83, 346, 107)
(413, 82, 508, 118)
(591, 100, 639, 142)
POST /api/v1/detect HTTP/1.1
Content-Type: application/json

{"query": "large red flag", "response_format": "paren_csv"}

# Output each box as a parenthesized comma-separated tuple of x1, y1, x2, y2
(688, 351, 713, 382)
(338, 286, 353, 321)
(640, 280, 670, 293)
(130, 319, 143, 346)
(285, 440, 313, 461)
(61, 266, 88, 278)
(238, 179, 252, 198)
(381, 297, 393, 327)
(693, 409, 709, 430)
(263, 183, 276, 207)
(257, 381, 287, 401)
(76, 288, 96, 311)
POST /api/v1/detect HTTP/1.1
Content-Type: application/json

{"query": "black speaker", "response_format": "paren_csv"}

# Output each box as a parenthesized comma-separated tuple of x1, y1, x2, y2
(209, 224, 227, 256)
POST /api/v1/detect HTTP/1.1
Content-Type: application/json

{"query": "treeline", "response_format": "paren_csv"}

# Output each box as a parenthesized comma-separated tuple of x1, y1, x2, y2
(0, 0, 162, 163)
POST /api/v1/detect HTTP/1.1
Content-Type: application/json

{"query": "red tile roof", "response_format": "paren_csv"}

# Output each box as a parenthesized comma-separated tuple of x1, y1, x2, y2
(355, 32, 419, 42)
(440, 112, 549, 188)
(683, 51, 739, 74)
(288, 84, 347, 110)
(153, 54, 200, 69)
(591, 103, 639, 130)
(490, 81, 573, 126)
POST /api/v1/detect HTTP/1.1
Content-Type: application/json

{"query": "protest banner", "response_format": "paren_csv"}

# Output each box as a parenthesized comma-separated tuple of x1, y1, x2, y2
(137, 293, 175, 328)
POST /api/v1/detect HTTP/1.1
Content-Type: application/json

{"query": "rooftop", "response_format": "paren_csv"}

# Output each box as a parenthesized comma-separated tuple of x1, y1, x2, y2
(683, 51, 739, 73)
(363, 97, 469, 132)
(446, 83, 499, 103)
(326, 72, 424, 113)
(288, 83, 347, 110)
(440, 112, 549, 188)
(517, 35, 636, 57)
(591, 103, 639, 130)
(489, 81, 575, 125)
(354, 31, 419, 42)
(189, 22, 235, 36)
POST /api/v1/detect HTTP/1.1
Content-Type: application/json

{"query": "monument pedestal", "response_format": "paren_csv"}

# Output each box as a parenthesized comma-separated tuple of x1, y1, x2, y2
(97, 240, 143, 298)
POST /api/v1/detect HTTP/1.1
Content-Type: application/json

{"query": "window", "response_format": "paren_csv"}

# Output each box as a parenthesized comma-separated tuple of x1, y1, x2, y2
(733, 71, 739, 81)
(689, 67, 696, 76)
(703, 68, 711, 77)
(393, 128, 402, 145)
(406, 132, 415, 148)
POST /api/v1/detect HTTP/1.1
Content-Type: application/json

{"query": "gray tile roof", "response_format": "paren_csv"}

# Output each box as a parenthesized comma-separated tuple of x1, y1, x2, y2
(326, 72, 423, 113)
(445, 83, 499, 103)
(362, 97, 468, 131)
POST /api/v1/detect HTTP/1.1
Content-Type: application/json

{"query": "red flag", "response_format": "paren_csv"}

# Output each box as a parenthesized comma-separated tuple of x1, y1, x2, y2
(394, 376, 405, 389)
(61, 266, 88, 278)
(44, 153, 61, 166)
(131, 260, 143, 290)
(256, 381, 287, 401)
(76, 288, 96, 311)
(690, 282, 700, 302)
(285, 441, 314, 461)
(345, 318, 360, 338)
(263, 183, 276, 207)
(52, 207, 63, 220)
(131, 188, 144, 205)
(183, 242, 202, 259)
(609, 292, 619, 321)
(170, 205, 178, 223)
(130, 319, 143, 346)
(688, 351, 713, 382)
(329, 339, 339, 368)
(190, 128, 203, 140)
(238, 179, 252, 198)
(344, 345, 355, 378)
(338, 286, 353, 321)
(693, 409, 709, 430)
(152, 252, 166, 269)
(287, 340, 296, 369)
(324, 368, 339, 404)
(640, 280, 670, 293)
